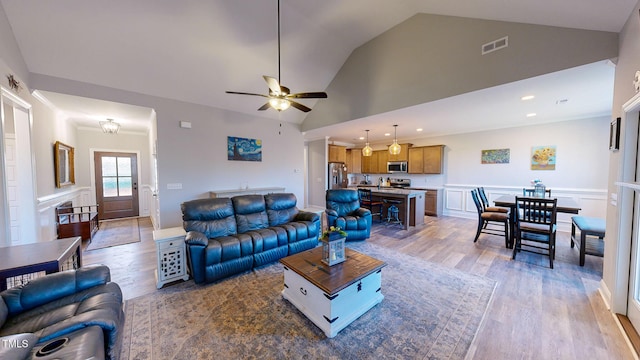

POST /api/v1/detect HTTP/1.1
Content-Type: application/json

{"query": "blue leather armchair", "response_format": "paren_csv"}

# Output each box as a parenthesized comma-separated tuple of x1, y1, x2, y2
(325, 189, 372, 241)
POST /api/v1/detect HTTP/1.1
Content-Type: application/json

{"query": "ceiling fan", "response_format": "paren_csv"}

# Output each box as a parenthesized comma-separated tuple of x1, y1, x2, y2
(225, 0, 327, 113)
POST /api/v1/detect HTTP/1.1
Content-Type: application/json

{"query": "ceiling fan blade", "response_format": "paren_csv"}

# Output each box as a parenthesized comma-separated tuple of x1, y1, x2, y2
(287, 92, 328, 99)
(258, 103, 271, 111)
(288, 100, 311, 112)
(226, 91, 268, 98)
(263, 76, 281, 95)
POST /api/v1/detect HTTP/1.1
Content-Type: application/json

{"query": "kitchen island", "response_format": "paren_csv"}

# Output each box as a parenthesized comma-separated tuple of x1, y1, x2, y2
(359, 187, 426, 230)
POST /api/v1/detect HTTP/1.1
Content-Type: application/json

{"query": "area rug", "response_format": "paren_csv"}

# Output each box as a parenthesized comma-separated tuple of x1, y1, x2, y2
(86, 218, 141, 251)
(119, 242, 496, 360)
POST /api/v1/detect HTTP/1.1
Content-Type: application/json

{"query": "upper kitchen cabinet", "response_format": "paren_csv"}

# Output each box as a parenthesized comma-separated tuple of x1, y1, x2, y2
(408, 145, 444, 174)
(361, 151, 378, 174)
(346, 149, 362, 174)
(376, 150, 389, 174)
(408, 147, 424, 173)
(328, 144, 347, 163)
(388, 144, 411, 162)
(423, 145, 444, 174)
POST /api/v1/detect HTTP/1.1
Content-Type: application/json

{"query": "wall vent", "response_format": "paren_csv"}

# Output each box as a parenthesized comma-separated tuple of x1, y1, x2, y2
(482, 36, 508, 55)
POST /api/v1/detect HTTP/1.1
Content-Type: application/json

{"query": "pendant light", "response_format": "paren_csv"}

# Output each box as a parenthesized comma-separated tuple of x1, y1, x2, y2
(388, 124, 401, 155)
(362, 130, 373, 157)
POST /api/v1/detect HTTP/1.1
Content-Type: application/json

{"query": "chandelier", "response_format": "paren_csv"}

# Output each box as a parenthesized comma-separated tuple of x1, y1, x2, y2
(99, 118, 120, 134)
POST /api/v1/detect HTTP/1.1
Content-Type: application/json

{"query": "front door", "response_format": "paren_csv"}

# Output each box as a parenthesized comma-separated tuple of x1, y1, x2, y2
(95, 152, 139, 220)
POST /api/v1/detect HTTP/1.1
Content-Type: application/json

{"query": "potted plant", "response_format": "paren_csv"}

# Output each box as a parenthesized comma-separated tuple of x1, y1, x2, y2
(320, 226, 347, 266)
(321, 226, 347, 240)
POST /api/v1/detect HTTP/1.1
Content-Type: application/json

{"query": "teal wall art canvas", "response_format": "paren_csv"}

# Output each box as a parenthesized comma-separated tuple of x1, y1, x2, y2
(228, 136, 262, 162)
(531, 145, 556, 170)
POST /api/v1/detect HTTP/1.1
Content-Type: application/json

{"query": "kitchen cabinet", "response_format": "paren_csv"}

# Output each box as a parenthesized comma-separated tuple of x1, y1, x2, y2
(409, 187, 443, 216)
(388, 143, 411, 162)
(346, 149, 362, 174)
(376, 150, 388, 174)
(407, 145, 444, 174)
(408, 147, 424, 173)
(328, 144, 346, 163)
(423, 145, 444, 174)
(361, 151, 377, 174)
(424, 188, 443, 216)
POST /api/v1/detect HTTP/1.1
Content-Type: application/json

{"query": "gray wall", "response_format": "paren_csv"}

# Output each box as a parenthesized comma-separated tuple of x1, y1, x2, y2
(604, 0, 640, 310)
(302, 13, 618, 131)
(29, 74, 307, 229)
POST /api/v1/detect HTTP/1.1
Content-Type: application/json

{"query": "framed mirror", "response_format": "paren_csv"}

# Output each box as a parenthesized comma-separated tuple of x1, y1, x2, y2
(54, 141, 75, 188)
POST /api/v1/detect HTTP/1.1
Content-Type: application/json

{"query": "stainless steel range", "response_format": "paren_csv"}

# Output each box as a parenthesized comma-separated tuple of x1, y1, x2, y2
(389, 178, 411, 188)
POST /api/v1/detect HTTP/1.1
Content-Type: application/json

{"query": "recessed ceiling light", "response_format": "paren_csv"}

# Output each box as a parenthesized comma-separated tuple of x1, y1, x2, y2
(416, 128, 423, 132)
(384, 133, 391, 136)
(358, 136, 364, 140)
(521, 95, 535, 101)
(526, 113, 537, 117)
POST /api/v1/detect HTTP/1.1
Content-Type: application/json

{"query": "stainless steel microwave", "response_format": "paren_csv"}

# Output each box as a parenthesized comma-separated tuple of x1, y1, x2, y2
(387, 161, 407, 173)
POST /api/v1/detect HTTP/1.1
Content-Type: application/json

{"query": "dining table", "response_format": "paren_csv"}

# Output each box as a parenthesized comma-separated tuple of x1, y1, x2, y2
(493, 194, 581, 247)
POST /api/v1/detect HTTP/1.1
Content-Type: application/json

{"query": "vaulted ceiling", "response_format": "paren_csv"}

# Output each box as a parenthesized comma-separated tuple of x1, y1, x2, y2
(1, 0, 634, 142)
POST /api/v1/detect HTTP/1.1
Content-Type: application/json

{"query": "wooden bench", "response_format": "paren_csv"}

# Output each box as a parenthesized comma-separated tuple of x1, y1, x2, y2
(570, 216, 605, 266)
(56, 201, 99, 241)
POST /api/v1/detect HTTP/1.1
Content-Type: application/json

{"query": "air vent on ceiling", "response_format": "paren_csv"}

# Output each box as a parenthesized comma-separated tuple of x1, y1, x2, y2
(482, 36, 508, 55)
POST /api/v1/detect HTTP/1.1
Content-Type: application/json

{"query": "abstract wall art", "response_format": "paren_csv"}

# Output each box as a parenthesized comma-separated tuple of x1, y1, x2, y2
(481, 148, 510, 164)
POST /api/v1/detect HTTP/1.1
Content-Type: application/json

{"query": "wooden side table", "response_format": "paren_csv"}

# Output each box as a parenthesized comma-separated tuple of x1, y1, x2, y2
(152, 227, 189, 289)
(0, 236, 82, 291)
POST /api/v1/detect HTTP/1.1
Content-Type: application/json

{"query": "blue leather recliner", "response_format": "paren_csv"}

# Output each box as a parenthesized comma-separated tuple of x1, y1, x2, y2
(325, 189, 372, 241)
(0, 265, 124, 360)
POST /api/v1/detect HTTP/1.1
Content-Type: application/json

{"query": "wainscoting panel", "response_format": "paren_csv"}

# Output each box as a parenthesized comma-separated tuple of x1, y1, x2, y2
(446, 189, 465, 212)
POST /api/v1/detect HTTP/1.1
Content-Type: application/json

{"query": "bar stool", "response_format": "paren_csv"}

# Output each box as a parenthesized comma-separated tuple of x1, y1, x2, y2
(383, 199, 402, 225)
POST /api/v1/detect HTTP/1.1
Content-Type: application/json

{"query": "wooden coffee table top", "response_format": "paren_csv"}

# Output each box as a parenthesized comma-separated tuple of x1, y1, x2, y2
(280, 247, 386, 295)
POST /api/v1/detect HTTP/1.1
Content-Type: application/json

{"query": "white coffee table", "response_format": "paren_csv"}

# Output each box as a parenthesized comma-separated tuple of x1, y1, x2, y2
(280, 247, 386, 338)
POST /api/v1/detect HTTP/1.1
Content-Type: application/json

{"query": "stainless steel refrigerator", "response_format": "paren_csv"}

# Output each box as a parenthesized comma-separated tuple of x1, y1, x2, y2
(328, 162, 348, 189)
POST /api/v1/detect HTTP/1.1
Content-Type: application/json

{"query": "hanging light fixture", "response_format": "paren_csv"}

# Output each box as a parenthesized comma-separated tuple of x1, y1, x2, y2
(362, 130, 373, 157)
(388, 124, 401, 155)
(99, 118, 120, 134)
(268, 97, 291, 111)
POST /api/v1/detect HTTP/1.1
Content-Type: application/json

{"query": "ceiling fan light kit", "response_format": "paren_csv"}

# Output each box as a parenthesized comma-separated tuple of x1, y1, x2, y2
(269, 98, 291, 111)
(362, 129, 373, 157)
(389, 124, 401, 155)
(225, 0, 327, 113)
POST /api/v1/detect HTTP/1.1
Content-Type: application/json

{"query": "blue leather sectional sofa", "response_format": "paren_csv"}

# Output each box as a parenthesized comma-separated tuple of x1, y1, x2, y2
(0, 265, 124, 360)
(181, 193, 320, 284)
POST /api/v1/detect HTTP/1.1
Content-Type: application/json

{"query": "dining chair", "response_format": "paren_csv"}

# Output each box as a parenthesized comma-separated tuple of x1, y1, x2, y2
(478, 187, 509, 213)
(471, 189, 510, 248)
(357, 188, 384, 222)
(512, 196, 558, 268)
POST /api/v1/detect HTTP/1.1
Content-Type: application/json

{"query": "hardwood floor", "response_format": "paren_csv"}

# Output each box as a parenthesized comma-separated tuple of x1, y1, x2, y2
(82, 215, 634, 359)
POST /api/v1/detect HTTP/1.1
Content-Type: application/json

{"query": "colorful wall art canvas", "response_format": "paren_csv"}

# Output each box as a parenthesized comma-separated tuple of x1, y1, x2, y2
(481, 149, 510, 164)
(531, 145, 556, 170)
(228, 136, 262, 162)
